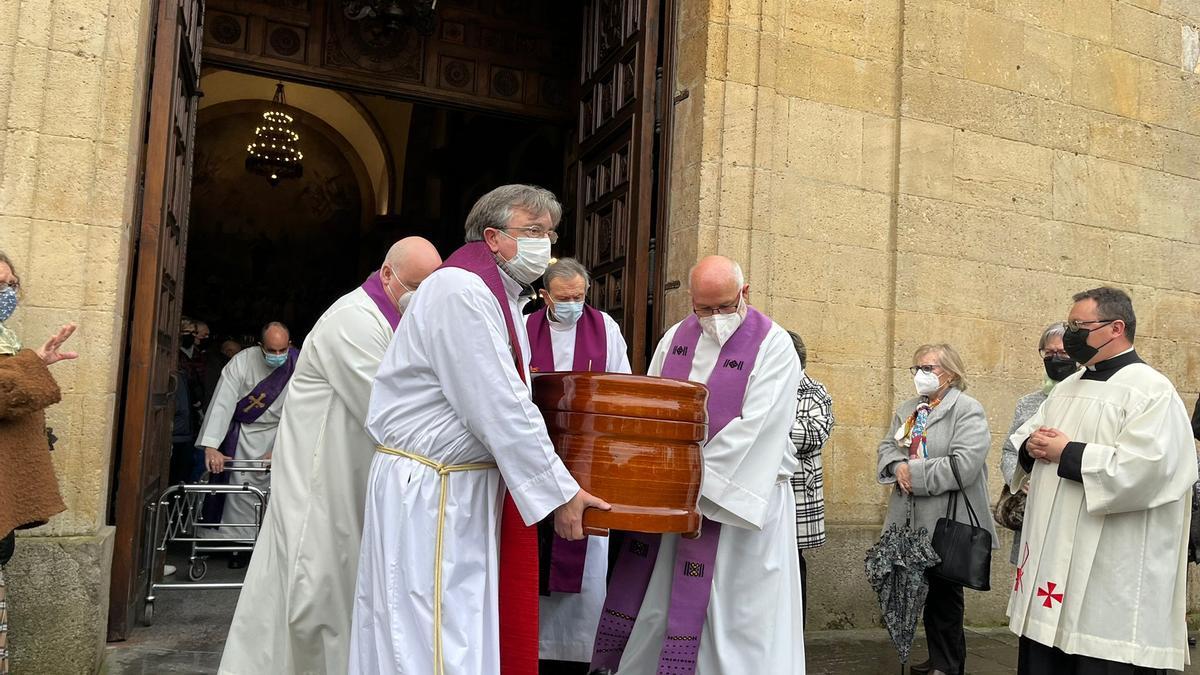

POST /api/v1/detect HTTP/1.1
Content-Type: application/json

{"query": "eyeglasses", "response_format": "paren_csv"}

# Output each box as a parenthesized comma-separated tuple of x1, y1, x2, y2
(1066, 319, 1115, 331)
(908, 364, 941, 375)
(692, 300, 740, 318)
(503, 226, 559, 244)
(1039, 349, 1070, 359)
(0, 281, 20, 293)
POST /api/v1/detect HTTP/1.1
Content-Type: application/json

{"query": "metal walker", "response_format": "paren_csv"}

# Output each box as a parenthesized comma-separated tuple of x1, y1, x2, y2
(141, 459, 271, 625)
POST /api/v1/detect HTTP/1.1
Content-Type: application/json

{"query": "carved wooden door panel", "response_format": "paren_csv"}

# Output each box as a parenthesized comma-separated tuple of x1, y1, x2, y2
(573, 0, 662, 373)
(109, 0, 204, 640)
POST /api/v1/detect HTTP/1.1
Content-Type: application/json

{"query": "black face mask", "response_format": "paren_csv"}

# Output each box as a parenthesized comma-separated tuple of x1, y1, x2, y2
(1043, 355, 1077, 382)
(180, 333, 195, 349)
(1062, 323, 1114, 365)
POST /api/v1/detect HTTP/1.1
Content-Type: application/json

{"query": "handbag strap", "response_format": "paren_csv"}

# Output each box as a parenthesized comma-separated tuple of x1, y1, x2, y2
(946, 455, 981, 528)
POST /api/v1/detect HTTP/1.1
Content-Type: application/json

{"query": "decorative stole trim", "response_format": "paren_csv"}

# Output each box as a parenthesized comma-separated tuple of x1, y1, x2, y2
(591, 308, 773, 675)
(360, 271, 401, 330)
(374, 445, 496, 675)
(440, 241, 539, 675)
(201, 347, 298, 525)
(526, 305, 608, 594)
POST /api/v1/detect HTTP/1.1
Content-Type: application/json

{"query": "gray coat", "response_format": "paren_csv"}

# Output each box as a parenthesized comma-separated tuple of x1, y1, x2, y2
(876, 387, 999, 550)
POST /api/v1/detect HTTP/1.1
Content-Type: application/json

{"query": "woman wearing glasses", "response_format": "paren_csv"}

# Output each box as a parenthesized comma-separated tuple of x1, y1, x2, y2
(998, 322, 1077, 565)
(876, 344, 997, 675)
(0, 251, 76, 675)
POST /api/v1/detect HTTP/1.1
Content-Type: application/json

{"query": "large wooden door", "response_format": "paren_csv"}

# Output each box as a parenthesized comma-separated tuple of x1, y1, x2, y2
(108, 0, 204, 640)
(572, 0, 667, 373)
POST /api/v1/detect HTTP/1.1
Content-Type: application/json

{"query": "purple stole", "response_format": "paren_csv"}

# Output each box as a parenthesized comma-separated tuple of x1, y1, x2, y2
(525, 305, 607, 374)
(360, 270, 402, 331)
(591, 307, 773, 674)
(202, 347, 299, 524)
(526, 305, 608, 594)
(440, 241, 539, 675)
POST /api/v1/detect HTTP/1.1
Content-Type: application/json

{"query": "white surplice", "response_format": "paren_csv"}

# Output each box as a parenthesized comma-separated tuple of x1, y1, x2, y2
(195, 347, 288, 541)
(538, 309, 631, 664)
(348, 266, 580, 675)
(220, 287, 394, 675)
(1008, 354, 1197, 671)
(616, 319, 806, 675)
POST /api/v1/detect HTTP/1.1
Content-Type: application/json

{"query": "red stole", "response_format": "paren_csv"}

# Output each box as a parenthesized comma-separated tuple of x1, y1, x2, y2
(440, 241, 538, 675)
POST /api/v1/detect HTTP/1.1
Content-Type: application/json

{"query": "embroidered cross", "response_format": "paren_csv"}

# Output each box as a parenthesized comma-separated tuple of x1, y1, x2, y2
(1014, 543, 1029, 592)
(1037, 582, 1063, 608)
(684, 561, 704, 577)
(242, 393, 268, 413)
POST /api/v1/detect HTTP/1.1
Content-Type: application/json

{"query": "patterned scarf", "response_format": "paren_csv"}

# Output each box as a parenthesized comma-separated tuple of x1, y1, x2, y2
(895, 398, 939, 459)
(0, 323, 20, 357)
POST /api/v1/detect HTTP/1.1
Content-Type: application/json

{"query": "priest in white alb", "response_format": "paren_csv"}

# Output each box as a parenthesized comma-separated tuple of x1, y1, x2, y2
(218, 237, 442, 675)
(591, 255, 805, 675)
(1008, 286, 1196, 674)
(197, 321, 297, 565)
(525, 257, 631, 671)
(348, 185, 609, 675)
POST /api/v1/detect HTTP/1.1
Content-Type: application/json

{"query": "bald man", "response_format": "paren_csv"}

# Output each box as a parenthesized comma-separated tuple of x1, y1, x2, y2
(219, 238, 442, 675)
(593, 256, 805, 675)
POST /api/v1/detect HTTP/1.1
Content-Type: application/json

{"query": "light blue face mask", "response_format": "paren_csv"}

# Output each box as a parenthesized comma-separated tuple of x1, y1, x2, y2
(263, 350, 288, 369)
(552, 300, 584, 325)
(0, 286, 17, 323)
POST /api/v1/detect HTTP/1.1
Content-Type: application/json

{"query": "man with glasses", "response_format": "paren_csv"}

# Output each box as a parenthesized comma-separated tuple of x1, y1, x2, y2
(348, 185, 607, 675)
(592, 256, 804, 675)
(219, 237, 441, 675)
(1007, 287, 1196, 674)
(196, 320, 298, 567)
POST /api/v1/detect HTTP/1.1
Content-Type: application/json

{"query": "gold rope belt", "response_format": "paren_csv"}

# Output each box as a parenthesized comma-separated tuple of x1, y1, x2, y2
(375, 445, 497, 675)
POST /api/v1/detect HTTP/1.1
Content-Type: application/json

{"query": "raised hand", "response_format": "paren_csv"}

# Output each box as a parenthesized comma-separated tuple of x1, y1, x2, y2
(35, 323, 78, 366)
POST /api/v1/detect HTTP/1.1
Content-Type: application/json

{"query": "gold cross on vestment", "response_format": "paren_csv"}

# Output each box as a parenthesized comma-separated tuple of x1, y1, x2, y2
(242, 393, 268, 413)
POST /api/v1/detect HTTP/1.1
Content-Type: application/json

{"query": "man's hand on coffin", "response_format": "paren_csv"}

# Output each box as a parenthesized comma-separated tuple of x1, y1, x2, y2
(554, 488, 611, 540)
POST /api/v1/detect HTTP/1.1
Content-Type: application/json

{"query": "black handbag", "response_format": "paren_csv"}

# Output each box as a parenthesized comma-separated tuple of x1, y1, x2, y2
(930, 456, 992, 591)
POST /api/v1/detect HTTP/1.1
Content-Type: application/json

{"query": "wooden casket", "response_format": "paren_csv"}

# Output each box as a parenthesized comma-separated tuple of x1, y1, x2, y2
(531, 372, 708, 538)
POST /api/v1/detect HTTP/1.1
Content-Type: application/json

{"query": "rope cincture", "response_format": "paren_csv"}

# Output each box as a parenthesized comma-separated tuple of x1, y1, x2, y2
(375, 445, 497, 675)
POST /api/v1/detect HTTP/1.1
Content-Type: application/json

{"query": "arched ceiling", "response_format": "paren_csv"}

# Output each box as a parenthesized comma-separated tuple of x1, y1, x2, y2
(199, 70, 391, 214)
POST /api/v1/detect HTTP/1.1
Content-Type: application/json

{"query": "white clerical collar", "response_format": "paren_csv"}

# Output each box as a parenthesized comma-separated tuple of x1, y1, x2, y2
(497, 264, 525, 300)
(1086, 346, 1135, 371)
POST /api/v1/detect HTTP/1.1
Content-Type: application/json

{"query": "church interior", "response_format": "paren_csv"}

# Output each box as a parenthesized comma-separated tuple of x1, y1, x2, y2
(184, 0, 586, 343)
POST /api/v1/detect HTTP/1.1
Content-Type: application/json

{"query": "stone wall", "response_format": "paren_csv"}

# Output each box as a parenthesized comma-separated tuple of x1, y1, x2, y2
(664, 0, 1200, 628)
(0, 0, 152, 671)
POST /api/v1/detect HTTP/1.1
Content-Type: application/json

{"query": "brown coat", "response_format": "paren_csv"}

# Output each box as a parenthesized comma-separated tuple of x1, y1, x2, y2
(0, 349, 66, 538)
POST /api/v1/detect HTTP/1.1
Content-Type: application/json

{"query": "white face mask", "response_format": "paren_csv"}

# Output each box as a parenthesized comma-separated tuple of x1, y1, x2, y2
(498, 230, 552, 284)
(385, 265, 416, 315)
(913, 369, 942, 397)
(697, 295, 746, 344)
(551, 300, 584, 325)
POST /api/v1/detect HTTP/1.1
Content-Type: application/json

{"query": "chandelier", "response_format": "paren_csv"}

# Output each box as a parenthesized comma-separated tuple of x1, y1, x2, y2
(244, 83, 304, 187)
(342, 0, 439, 36)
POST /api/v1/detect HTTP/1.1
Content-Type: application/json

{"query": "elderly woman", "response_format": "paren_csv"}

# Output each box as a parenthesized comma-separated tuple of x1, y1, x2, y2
(0, 252, 76, 674)
(999, 322, 1076, 565)
(877, 344, 997, 675)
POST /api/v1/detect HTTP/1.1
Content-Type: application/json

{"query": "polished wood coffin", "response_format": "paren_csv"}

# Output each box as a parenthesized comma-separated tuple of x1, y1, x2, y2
(532, 372, 708, 537)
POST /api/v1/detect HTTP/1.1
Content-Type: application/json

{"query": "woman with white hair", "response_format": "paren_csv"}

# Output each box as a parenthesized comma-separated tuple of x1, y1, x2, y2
(877, 343, 998, 675)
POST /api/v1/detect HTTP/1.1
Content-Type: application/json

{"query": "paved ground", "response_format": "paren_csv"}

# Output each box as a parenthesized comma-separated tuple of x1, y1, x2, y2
(102, 549, 1197, 674)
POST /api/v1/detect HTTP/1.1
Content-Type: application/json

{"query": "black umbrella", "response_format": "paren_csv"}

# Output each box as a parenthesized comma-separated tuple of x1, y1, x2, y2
(864, 495, 942, 668)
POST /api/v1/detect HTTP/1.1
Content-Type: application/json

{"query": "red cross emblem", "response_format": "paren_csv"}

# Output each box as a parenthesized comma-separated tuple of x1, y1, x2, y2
(1037, 582, 1063, 608)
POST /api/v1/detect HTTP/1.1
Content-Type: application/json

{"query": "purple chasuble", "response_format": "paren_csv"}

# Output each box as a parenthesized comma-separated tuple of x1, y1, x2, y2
(202, 347, 299, 524)
(526, 305, 608, 593)
(361, 270, 402, 331)
(591, 307, 773, 674)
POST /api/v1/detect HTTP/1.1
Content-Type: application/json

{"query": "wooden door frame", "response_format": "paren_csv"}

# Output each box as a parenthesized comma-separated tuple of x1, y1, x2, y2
(108, 0, 204, 640)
